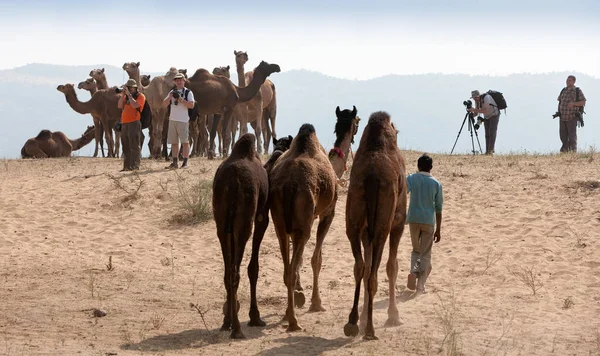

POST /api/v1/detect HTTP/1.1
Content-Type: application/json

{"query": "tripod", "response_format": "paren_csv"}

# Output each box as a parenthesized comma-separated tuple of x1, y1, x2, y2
(450, 111, 483, 155)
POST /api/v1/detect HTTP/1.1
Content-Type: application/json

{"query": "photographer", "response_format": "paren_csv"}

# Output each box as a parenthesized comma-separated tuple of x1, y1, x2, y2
(468, 90, 500, 155)
(555, 75, 586, 152)
(162, 72, 195, 169)
(117, 79, 145, 171)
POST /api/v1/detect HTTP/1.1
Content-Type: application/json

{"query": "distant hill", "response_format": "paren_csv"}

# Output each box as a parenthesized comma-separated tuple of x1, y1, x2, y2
(1, 63, 597, 158)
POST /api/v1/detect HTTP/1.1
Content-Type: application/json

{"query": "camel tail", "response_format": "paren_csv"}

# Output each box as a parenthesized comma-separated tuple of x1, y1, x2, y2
(283, 185, 296, 235)
(364, 173, 380, 244)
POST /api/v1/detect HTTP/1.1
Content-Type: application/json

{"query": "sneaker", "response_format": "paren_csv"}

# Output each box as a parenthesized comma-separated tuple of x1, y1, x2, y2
(407, 273, 417, 291)
(166, 162, 178, 170)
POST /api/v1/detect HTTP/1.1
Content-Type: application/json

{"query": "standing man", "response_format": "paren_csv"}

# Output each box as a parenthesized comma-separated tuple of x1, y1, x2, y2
(406, 154, 443, 294)
(556, 75, 587, 152)
(469, 90, 500, 155)
(117, 79, 145, 171)
(162, 72, 195, 169)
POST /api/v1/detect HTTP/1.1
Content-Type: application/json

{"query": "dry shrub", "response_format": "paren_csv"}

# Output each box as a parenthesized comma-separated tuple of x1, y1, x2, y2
(170, 175, 213, 225)
(511, 265, 544, 296)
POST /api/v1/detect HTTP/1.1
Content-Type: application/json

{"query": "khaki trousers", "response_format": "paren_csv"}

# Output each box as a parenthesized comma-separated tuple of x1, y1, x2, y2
(409, 223, 435, 275)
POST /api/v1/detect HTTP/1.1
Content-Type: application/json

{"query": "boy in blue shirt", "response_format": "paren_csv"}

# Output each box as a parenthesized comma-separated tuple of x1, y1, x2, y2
(406, 154, 443, 293)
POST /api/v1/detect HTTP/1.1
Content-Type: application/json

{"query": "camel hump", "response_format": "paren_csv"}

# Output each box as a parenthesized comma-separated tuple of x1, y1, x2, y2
(189, 68, 211, 81)
(230, 133, 257, 159)
(35, 130, 52, 141)
(289, 124, 317, 154)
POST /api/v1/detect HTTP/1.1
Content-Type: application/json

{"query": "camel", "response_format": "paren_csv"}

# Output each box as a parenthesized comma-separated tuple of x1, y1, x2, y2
(234, 50, 278, 153)
(57, 84, 121, 157)
(342, 111, 407, 341)
(212, 133, 269, 339)
(123, 62, 179, 158)
(263, 135, 293, 173)
(329, 106, 361, 178)
(185, 60, 280, 159)
(268, 109, 358, 332)
(21, 125, 96, 158)
(77, 78, 105, 157)
(89, 68, 109, 90)
(140, 75, 151, 87)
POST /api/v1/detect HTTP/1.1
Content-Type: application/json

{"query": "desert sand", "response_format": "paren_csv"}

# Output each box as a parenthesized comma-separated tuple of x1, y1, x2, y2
(1, 151, 599, 355)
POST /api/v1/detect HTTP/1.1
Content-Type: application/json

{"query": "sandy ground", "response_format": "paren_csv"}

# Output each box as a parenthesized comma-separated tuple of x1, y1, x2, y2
(1, 151, 600, 356)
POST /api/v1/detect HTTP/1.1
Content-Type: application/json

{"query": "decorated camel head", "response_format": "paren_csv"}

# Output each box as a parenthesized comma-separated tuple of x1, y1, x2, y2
(329, 106, 361, 178)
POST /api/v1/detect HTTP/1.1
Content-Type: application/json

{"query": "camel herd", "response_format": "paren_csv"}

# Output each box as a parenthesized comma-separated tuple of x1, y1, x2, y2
(18, 51, 281, 160)
(213, 106, 406, 341)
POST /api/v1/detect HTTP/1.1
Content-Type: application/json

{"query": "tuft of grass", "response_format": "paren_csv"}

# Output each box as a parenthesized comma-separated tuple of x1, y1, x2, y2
(108, 172, 145, 203)
(434, 290, 462, 356)
(511, 265, 544, 296)
(170, 175, 213, 225)
(562, 296, 574, 309)
(482, 248, 504, 274)
(150, 312, 166, 330)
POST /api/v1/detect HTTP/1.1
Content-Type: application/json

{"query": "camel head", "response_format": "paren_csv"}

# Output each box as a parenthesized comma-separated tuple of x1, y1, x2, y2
(273, 135, 293, 153)
(77, 78, 97, 92)
(89, 68, 105, 80)
(234, 50, 248, 67)
(122, 62, 141, 77)
(140, 74, 151, 86)
(179, 69, 188, 79)
(212, 65, 231, 78)
(56, 83, 76, 95)
(254, 61, 281, 79)
(333, 106, 361, 147)
(82, 125, 95, 137)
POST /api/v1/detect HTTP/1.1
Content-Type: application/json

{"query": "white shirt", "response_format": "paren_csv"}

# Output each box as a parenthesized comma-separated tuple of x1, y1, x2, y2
(480, 94, 499, 118)
(165, 87, 194, 122)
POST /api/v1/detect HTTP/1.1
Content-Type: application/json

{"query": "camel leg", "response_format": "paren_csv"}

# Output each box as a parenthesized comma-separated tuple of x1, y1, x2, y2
(102, 119, 114, 158)
(248, 207, 269, 327)
(208, 114, 220, 160)
(308, 207, 336, 313)
(221, 110, 234, 158)
(364, 236, 387, 341)
(249, 105, 263, 155)
(272, 206, 291, 321)
(162, 115, 169, 161)
(114, 129, 121, 158)
(384, 222, 404, 327)
(262, 114, 271, 153)
(286, 232, 308, 332)
(343, 226, 365, 337)
(359, 238, 373, 332)
(92, 116, 103, 158)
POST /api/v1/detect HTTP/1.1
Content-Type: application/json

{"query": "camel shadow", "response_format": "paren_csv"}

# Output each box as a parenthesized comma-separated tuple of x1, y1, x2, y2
(257, 335, 352, 356)
(372, 290, 416, 310)
(121, 317, 279, 352)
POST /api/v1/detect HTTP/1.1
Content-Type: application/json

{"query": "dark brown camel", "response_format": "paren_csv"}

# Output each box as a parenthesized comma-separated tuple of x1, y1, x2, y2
(263, 135, 293, 173)
(212, 133, 269, 339)
(186, 61, 280, 159)
(343, 111, 407, 340)
(21, 126, 96, 158)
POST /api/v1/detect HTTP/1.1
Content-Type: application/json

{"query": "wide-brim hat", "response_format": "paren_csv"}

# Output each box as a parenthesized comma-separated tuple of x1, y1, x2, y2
(125, 79, 138, 88)
(173, 73, 185, 80)
(470, 90, 481, 98)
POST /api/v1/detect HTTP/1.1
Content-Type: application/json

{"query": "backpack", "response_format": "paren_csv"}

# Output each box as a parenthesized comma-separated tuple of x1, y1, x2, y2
(166, 88, 198, 121)
(481, 90, 507, 113)
(138, 99, 152, 129)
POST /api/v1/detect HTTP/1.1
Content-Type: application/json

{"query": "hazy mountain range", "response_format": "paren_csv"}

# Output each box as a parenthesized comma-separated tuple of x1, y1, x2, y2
(1, 64, 597, 158)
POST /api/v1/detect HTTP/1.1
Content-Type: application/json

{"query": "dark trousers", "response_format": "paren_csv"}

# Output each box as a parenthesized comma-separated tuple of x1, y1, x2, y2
(121, 120, 142, 170)
(484, 114, 500, 155)
(560, 119, 577, 153)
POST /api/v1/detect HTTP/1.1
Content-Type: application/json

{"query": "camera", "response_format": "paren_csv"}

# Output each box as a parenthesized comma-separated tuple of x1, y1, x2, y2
(115, 87, 124, 94)
(552, 111, 560, 119)
(463, 100, 473, 109)
(172, 88, 180, 105)
(474, 116, 485, 130)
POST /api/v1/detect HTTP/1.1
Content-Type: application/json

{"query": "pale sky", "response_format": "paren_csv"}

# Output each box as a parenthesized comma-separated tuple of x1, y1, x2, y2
(0, 0, 598, 79)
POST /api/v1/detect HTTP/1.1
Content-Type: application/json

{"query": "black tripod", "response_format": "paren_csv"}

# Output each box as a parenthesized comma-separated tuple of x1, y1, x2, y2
(450, 111, 483, 155)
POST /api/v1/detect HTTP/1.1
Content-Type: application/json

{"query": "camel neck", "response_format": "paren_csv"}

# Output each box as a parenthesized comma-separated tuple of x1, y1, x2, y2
(329, 133, 354, 178)
(96, 76, 109, 90)
(237, 72, 264, 102)
(236, 65, 246, 87)
(65, 90, 93, 115)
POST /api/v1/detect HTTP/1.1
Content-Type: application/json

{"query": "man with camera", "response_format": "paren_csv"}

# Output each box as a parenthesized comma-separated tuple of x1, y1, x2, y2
(117, 79, 145, 171)
(468, 90, 500, 155)
(162, 72, 195, 169)
(554, 75, 586, 153)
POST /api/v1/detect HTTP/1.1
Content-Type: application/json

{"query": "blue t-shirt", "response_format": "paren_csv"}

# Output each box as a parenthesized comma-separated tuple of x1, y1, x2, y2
(406, 172, 443, 226)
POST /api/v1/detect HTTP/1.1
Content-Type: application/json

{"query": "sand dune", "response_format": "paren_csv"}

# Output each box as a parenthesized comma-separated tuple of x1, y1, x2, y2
(1, 152, 599, 355)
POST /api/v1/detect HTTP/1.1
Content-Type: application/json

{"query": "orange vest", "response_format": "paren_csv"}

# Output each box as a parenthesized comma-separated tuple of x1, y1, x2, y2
(121, 94, 146, 124)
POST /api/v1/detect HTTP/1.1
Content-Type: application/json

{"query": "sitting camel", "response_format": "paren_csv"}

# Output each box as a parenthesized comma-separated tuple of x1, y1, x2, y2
(21, 126, 96, 158)
(343, 111, 407, 340)
(212, 133, 269, 339)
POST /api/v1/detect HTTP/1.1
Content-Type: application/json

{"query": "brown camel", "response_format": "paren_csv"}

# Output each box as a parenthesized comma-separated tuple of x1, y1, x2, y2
(342, 111, 407, 341)
(21, 125, 96, 158)
(57, 84, 121, 157)
(123, 62, 179, 158)
(186, 60, 280, 159)
(77, 78, 105, 157)
(212, 133, 269, 339)
(234, 50, 278, 153)
(140, 74, 151, 87)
